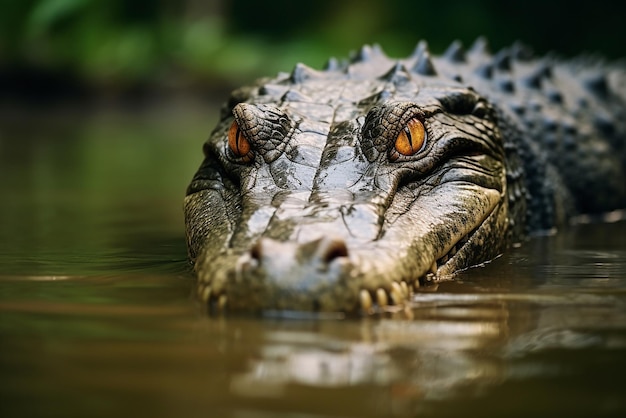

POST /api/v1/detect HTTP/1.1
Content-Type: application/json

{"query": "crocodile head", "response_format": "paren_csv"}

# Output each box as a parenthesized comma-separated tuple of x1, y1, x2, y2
(184, 57, 514, 314)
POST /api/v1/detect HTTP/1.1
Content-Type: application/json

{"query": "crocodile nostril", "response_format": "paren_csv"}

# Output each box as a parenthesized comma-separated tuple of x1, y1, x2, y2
(247, 237, 348, 272)
(249, 240, 262, 262)
(318, 238, 349, 264)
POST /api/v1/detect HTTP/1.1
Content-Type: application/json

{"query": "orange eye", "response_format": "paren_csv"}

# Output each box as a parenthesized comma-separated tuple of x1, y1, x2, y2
(394, 118, 426, 156)
(227, 121, 251, 159)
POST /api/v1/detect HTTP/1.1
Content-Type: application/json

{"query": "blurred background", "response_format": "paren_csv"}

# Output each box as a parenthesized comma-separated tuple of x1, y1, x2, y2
(2, 0, 625, 102)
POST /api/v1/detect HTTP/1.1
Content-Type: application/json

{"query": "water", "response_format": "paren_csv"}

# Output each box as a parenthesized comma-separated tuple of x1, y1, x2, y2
(1, 103, 626, 418)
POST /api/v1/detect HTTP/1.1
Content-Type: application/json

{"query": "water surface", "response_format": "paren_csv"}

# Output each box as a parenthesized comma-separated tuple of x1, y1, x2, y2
(1, 104, 625, 418)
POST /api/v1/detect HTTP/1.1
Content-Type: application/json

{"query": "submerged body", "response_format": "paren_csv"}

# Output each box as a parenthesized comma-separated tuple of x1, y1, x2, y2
(184, 39, 626, 313)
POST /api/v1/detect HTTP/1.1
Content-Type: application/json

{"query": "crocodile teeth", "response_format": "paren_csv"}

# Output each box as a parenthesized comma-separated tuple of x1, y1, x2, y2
(390, 281, 404, 304)
(430, 261, 438, 274)
(376, 288, 388, 307)
(400, 281, 409, 297)
(201, 285, 212, 302)
(360, 289, 373, 311)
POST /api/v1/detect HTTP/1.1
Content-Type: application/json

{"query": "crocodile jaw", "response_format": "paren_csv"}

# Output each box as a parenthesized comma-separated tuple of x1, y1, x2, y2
(193, 179, 507, 314)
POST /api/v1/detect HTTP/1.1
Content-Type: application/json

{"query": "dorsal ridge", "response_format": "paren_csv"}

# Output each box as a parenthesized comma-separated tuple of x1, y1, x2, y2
(412, 48, 437, 76)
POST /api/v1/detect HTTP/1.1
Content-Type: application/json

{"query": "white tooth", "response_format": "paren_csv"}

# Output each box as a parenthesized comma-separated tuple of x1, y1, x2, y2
(218, 294, 228, 310)
(376, 288, 388, 307)
(360, 290, 372, 311)
(440, 254, 448, 264)
(449, 245, 457, 256)
(414, 280, 421, 291)
(400, 281, 409, 296)
(430, 261, 438, 274)
(201, 286, 212, 302)
(390, 282, 404, 304)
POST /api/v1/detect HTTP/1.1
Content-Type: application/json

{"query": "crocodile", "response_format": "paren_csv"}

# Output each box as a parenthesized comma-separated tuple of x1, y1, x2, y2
(184, 38, 626, 314)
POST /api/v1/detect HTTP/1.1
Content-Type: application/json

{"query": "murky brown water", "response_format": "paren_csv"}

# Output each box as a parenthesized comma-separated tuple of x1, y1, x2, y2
(1, 104, 625, 418)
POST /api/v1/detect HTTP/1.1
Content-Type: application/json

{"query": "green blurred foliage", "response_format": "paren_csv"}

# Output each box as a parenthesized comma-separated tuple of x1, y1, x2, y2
(0, 0, 624, 89)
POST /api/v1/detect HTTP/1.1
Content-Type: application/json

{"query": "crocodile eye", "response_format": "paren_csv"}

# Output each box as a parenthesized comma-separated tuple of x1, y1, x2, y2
(227, 120, 253, 161)
(394, 118, 426, 156)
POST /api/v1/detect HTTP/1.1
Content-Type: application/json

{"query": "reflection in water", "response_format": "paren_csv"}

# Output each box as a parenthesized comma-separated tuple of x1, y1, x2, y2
(231, 314, 505, 397)
(1, 105, 625, 417)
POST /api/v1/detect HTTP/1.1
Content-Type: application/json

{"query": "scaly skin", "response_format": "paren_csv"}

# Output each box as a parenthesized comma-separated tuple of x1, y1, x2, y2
(184, 38, 626, 313)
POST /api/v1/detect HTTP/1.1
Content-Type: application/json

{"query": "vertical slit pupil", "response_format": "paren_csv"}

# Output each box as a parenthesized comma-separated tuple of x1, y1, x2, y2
(404, 126, 413, 148)
(236, 128, 243, 151)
